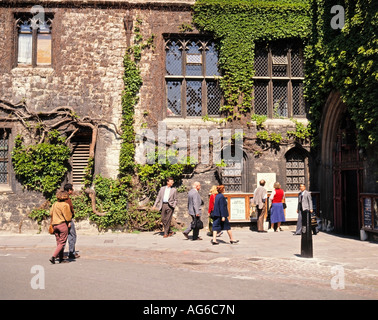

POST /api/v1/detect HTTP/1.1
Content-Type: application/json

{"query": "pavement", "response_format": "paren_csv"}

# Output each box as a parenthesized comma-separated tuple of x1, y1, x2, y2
(0, 225, 377, 300)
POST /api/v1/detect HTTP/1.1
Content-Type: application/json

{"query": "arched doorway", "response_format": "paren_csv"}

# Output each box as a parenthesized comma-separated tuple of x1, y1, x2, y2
(333, 112, 363, 236)
(319, 92, 363, 236)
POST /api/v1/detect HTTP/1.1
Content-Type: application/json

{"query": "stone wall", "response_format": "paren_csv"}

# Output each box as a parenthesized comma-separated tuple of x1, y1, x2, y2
(0, 2, 194, 232)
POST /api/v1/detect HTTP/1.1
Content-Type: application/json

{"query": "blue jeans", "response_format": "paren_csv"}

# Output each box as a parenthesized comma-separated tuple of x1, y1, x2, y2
(68, 220, 77, 255)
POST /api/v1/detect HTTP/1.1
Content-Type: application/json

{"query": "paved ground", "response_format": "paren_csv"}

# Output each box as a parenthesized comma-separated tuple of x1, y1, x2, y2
(0, 226, 377, 301)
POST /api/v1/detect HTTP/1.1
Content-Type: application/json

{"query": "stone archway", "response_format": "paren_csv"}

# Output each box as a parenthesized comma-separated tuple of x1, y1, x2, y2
(318, 91, 363, 235)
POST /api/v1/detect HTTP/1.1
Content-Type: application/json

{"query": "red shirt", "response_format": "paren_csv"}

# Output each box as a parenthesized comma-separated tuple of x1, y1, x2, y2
(272, 188, 284, 203)
(208, 193, 216, 213)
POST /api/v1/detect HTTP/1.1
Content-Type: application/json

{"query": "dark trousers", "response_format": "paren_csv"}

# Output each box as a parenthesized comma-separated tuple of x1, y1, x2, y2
(256, 205, 266, 231)
(184, 215, 200, 240)
(161, 203, 174, 236)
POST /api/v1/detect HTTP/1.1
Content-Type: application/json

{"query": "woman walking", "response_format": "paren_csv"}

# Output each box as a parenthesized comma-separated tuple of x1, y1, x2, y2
(208, 185, 219, 236)
(49, 190, 72, 264)
(211, 185, 239, 245)
(270, 182, 286, 232)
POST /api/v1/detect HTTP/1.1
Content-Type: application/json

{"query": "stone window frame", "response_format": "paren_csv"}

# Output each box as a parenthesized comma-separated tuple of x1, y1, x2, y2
(13, 12, 54, 68)
(164, 35, 223, 119)
(252, 39, 306, 118)
(0, 126, 14, 193)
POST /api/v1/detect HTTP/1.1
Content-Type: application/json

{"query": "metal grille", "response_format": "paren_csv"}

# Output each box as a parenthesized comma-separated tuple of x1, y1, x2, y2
(166, 40, 182, 76)
(222, 160, 242, 192)
(286, 152, 305, 191)
(167, 81, 182, 116)
(253, 81, 268, 115)
(206, 81, 221, 115)
(206, 42, 220, 76)
(186, 80, 202, 116)
(273, 82, 288, 117)
(292, 82, 305, 115)
(291, 47, 304, 77)
(0, 129, 9, 184)
(254, 46, 268, 76)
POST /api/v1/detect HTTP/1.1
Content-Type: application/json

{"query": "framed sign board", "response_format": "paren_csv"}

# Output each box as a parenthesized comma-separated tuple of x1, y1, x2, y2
(224, 193, 250, 222)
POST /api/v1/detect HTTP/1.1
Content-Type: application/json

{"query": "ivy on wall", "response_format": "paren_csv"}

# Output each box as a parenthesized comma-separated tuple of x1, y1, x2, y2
(194, 0, 377, 151)
(304, 0, 378, 149)
(193, 0, 311, 114)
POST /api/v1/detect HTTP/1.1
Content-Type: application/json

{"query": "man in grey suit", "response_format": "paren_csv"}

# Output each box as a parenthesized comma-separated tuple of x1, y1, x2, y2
(153, 177, 178, 238)
(253, 179, 267, 233)
(183, 181, 203, 241)
(295, 183, 313, 235)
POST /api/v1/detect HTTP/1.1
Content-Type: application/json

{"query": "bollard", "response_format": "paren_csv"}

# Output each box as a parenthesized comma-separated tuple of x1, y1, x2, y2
(301, 210, 313, 258)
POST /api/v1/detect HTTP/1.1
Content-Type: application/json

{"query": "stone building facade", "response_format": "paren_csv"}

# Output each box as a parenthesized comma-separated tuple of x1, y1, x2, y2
(0, 0, 374, 236)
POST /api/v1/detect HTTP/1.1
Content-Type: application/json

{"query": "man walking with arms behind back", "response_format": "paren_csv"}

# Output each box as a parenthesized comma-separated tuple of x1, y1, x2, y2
(183, 181, 203, 241)
(153, 177, 178, 238)
(253, 179, 267, 233)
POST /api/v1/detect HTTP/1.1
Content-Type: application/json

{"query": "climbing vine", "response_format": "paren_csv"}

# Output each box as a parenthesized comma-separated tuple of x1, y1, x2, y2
(193, 0, 311, 116)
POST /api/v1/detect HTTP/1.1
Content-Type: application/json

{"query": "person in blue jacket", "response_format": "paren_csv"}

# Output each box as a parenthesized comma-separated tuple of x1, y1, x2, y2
(211, 185, 239, 245)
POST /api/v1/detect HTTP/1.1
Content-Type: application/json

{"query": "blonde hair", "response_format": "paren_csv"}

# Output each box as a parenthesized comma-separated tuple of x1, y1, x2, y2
(210, 185, 218, 194)
(274, 182, 281, 189)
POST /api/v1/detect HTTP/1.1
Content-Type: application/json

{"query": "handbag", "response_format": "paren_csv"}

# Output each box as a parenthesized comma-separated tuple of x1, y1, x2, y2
(48, 224, 54, 235)
(191, 217, 204, 230)
(311, 213, 318, 227)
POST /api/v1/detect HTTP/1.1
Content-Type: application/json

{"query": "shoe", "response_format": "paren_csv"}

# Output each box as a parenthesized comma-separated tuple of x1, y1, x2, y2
(182, 232, 189, 239)
(68, 253, 80, 259)
(59, 259, 69, 264)
(168, 232, 175, 237)
(211, 240, 219, 245)
(163, 234, 169, 238)
(279, 227, 283, 231)
(258, 230, 267, 233)
(193, 237, 203, 241)
(230, 240, 239, 244)
(49, 257, 55, 264)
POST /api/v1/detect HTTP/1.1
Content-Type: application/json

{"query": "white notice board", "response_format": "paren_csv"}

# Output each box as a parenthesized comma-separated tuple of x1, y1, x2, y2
(284, 196, 299, 221)
(229, 197, 246, 220)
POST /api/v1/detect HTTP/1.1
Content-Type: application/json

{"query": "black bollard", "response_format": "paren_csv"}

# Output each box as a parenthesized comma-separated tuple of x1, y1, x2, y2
(301, 209, 313, 258)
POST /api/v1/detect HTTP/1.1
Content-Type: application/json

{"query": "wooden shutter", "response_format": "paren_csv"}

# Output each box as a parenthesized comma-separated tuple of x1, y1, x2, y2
(71, 139, 91, 185)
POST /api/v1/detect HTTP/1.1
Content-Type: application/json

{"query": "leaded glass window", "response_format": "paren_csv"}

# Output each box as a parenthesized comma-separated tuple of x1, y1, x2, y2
(253, 40, 305, 118)
(165, 37, 222, 118)
(286, 149, 307, 192)
(0, 129, 10, 184)
(15, 13, 53, 67)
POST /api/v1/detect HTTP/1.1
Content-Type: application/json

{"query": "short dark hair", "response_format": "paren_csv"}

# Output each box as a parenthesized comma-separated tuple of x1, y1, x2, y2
(259, 180, 266, 186)
(64, 183, 73, 192)
(166, 177, 173, 182)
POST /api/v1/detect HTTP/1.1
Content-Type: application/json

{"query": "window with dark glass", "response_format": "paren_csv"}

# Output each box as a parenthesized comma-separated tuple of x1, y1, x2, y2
(253, 40, 305, 118)
(0, 129, 10, 185)
(15, 13, 53, 67)
(165, 38, 222, 118)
